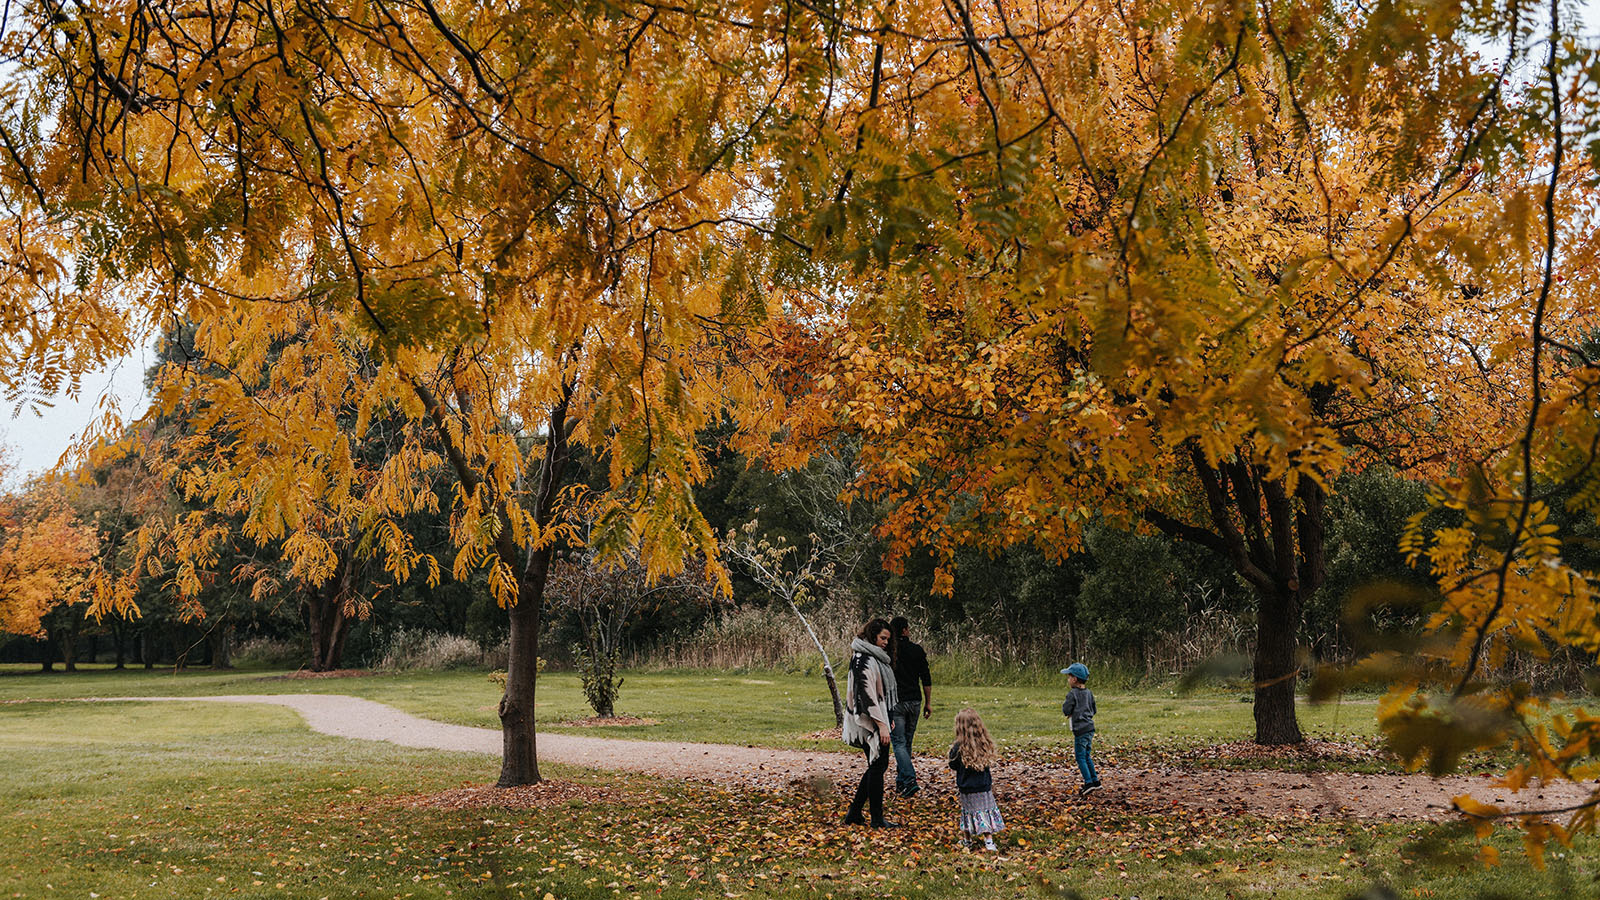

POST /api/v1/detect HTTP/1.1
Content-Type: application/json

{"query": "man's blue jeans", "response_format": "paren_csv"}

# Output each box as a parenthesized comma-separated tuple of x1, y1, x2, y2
(890, 701, 921, 796)
(1074, 731, 1099, 785)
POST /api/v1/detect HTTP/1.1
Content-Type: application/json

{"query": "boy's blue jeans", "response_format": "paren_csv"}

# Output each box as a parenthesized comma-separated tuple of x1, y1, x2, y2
(1074, 732, 1099, 785)
(890, 701, 921, 796)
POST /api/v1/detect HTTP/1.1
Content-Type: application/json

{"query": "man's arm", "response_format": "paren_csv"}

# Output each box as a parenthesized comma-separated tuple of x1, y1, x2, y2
(919, 647, 933, 718)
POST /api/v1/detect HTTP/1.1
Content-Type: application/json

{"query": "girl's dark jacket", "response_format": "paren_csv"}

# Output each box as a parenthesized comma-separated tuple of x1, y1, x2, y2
(947, 743, 994, 795)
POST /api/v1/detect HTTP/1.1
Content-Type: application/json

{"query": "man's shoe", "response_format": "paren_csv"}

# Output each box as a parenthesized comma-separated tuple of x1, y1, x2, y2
(843, 813, 868, 826)
(897, 784, 919, 800)
(869, 820, 902, 829)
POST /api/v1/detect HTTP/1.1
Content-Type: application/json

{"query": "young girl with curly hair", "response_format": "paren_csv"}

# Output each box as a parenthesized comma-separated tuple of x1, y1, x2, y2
(948, 707, 1005, 850)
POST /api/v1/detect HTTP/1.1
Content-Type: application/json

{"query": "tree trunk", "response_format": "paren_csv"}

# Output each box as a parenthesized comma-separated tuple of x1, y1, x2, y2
(306, 553, 355, 671)
(822, 662, 845, 728)
(1144, 447, 1327, 746)
(498, 595, 542, 785)
(1252, 585, 1303, 744)
(413, 368, 573, 787)
(212, 621, 235, 670)
(112, 621, 126, 669)
(785, 597, 844, 727)
(142, 628, 155, 669)
(60, 628, 77, 672)
(494, 387, 573, 785)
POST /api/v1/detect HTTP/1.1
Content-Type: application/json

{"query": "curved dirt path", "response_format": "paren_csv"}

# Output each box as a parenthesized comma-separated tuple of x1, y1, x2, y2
(68, 693, 1592, 822)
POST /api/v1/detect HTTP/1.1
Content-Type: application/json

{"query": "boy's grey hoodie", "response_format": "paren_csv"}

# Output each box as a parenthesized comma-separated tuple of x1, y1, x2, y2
(1062, 685, 1096, 735)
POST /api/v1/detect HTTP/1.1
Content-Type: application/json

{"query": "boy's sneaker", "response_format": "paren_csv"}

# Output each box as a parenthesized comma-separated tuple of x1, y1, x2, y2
(1081, 781, 1102, 795)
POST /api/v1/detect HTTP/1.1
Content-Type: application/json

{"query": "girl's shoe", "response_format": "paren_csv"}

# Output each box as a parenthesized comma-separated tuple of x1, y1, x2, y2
(983, 836, 999, 851)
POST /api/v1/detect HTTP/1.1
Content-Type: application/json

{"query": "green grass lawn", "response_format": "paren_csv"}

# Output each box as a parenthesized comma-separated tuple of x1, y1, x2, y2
(0, 663, 1383, 758)
(1, 693, 1588, 900)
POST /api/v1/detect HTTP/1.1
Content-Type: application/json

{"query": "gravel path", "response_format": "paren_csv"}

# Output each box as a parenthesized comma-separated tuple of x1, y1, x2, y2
(75, 693, 1593, 822)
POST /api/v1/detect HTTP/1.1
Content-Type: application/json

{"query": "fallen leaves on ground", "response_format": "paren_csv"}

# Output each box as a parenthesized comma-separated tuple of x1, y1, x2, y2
(401, 781, 653, 811)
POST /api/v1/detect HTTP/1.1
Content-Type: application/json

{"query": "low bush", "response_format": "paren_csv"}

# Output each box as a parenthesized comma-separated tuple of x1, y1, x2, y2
(377, 629, 503, 671)
(232, 636, 303, 669)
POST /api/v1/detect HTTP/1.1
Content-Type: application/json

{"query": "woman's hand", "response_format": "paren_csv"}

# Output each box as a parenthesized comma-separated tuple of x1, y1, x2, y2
(880, 729, 892, 746)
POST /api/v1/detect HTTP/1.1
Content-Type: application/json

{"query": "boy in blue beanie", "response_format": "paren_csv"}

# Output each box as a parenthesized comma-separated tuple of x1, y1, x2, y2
(1061, 663, 1100, 795)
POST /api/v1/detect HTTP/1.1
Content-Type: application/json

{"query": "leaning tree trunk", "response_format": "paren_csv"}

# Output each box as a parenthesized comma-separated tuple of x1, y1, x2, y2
(786, 598, 845, 727)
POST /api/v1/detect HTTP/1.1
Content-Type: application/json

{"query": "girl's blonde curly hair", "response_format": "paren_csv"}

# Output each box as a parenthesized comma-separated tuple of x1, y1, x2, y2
(953, 707, 996, 771)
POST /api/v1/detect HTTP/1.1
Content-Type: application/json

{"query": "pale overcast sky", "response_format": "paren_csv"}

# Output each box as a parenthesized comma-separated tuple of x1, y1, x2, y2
(4, 343, 153, 481)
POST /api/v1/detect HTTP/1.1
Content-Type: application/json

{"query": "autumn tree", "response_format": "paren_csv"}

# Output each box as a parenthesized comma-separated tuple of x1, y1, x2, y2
(1338, 0, 1600, 856)
(68, 447, 167, 668)
(547, 501, 719, 717)
(0, 0, 822, 784)
(0, 474, 97, 648)
(758, 0, 1537, 743)
(131, 320, 422, 672)
(723, 518, 847, 726)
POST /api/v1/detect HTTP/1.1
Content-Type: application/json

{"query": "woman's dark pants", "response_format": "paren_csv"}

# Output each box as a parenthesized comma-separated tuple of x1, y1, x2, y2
(847, 744, 889, 823)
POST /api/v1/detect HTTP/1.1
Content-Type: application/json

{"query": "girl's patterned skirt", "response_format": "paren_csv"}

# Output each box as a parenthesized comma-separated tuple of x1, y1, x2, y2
(957, 790, 1005, 835)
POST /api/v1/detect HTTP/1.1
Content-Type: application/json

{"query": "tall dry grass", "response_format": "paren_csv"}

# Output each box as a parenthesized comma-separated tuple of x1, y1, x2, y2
(632, 600, 1256, 688)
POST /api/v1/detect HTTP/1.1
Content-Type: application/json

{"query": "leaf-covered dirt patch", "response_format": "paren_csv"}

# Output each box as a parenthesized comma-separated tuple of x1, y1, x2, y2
(402, 780, 655, 811)
(1010, 734, 1402, 774)
(555, 715, 662, 727)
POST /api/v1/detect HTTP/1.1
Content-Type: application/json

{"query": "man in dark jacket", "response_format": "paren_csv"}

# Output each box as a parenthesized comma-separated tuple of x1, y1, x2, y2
(889, 616, 933, 798)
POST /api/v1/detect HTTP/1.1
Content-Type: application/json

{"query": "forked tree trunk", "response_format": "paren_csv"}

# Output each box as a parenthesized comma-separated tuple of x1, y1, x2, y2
(414, 369, 574, 788)
(306, 553, 356, 671)
(1145, 441, 1325, 746)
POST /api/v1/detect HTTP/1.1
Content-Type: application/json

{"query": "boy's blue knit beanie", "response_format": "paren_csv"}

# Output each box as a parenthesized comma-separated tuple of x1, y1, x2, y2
(1061, 663, 1090, 681)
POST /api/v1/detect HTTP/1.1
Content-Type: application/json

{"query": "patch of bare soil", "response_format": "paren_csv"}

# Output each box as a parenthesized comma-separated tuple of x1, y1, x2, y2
(264, 669, 375, 680)
(1009, 737, 1393, 773)
(555, 715, 661, 728)
(1192, 738, 1387, 764)
(799, 727, 841, 741)
(403, 781, 652, 811)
